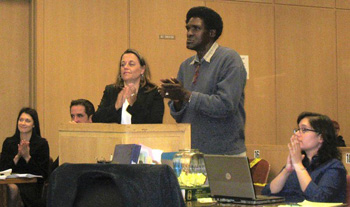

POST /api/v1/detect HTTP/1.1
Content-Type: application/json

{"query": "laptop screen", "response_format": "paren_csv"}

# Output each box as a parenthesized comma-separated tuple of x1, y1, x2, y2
(204, 155, 257, 199)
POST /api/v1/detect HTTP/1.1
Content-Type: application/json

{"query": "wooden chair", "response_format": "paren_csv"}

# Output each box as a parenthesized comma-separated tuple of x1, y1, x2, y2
(41, 157, 54, 204)
(346, 175, 350, 206)
(47, 163, 185, 207)
(249, 158, 271, 195)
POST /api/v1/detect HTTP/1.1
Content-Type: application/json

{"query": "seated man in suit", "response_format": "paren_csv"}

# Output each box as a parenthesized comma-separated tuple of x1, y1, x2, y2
(52, 99, 95, 169)
(70, 99, 95, 123)
(332, 120, 346, 147)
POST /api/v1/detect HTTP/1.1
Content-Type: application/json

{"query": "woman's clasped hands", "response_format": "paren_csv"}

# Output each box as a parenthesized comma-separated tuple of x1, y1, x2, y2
(115, 83, 137, 110)
(17, 139, 31, 162)
(286, 135, 305, 172)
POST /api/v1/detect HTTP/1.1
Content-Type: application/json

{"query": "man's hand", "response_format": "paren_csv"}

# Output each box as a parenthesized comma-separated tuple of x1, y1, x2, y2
(160, 78, 191, 102)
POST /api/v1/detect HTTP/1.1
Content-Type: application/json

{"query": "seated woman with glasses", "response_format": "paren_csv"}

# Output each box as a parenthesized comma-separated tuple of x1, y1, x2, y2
(262, 112, 346, 203)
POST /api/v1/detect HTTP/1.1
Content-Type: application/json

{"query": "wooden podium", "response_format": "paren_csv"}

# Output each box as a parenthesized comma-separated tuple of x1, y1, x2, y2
(58, 123, 191, 165)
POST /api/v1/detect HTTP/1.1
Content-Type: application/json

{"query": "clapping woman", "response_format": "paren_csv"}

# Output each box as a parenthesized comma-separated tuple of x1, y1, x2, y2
(0, 107, 49, 207)
(93, 49, 164, 124)
(262, 112, 346, 202)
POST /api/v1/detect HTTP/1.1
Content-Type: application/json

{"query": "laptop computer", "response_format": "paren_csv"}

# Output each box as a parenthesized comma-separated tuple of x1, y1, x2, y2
(111, 144, 141, 164)
(204, 155, 285, 205)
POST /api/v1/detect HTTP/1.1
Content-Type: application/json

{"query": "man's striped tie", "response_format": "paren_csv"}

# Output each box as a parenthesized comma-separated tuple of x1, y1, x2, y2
(192, 63, 201, 84)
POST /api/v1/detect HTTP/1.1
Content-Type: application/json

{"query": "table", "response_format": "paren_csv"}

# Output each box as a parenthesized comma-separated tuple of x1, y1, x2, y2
(0, 178, 37, 207)
(0, 177, 37, 185)
(186, 201, 347, 207)
(186, 201, 285, 206)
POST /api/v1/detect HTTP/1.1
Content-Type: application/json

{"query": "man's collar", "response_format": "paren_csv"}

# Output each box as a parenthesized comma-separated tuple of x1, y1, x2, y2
(190, 42, 219, 65)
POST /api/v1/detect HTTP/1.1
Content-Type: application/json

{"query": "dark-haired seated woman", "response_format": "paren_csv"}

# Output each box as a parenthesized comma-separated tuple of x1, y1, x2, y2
(262, 112, 346, 202)
(0, 107, 50, 207)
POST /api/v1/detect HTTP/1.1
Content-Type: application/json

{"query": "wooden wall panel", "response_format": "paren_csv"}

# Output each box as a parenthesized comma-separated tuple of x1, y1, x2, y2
(336, 0, 350, 9)
(129, 0, 204, 124)
(0, 1, 30, 148)
(35, 0, 128, 157)
(28, 0, 349, 158)
(275, 5, 337, 144)
(336, 10, 350, 146)
(207, 2, 275, 145)
(225, 0, 273, 3)
(275, 0, 335, 8)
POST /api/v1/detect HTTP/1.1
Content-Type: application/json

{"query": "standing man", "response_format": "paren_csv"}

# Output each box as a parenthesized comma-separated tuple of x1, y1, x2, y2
(160, 6, 247, 155)
(70, 99, 95, 123)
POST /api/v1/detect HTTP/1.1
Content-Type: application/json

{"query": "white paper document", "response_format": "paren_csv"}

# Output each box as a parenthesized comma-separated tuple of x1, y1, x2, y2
(6, 174, 43, 179)
(0, 169, 12, 180)
(0, 169, 42, 180)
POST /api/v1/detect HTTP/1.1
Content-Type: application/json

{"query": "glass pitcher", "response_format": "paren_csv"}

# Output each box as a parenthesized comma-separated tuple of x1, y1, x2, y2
(172, 149, 206, 187)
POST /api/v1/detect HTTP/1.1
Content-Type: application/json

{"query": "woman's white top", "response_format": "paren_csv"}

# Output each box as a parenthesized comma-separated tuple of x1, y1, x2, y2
(121, 100, 132, 124)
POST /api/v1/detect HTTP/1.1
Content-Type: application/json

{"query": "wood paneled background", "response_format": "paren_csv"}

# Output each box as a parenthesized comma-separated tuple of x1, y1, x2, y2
(1, 0, 349, 159)
(0, 1, 30, 145)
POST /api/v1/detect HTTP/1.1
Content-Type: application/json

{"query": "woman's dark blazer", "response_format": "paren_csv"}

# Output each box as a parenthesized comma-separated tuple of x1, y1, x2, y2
(0, 134, 50, 179)
(0, 134, 50, 206)
(92, 83, 164, 124)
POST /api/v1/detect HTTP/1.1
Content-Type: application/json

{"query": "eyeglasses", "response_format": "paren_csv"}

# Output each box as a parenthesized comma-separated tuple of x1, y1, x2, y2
(293, 128, 318, 134)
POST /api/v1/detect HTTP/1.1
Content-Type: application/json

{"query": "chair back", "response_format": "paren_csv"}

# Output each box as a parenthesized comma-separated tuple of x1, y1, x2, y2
(249, 158, 270, 195)
(346, 175, 350, 206)
(47, 163, 185, 207)
(249, 158, 270, 184)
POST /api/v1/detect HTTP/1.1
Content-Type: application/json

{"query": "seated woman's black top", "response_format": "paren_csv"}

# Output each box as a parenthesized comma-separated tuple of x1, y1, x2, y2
(0, 134, 50, 207)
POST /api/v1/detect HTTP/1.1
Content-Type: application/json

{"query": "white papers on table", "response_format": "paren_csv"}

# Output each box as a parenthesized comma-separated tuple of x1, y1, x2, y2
(278, 200, 344, 207)
(0, 169, 42, 180)
(6, 174, 43, 179)
(0, 169, 12, 180)
(297, 200, 344, 207)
